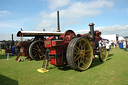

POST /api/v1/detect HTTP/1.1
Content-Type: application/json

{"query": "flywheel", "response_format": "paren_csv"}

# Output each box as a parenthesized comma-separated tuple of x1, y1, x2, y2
(66, 37, 93, 71)
(29, 40, 46, 61)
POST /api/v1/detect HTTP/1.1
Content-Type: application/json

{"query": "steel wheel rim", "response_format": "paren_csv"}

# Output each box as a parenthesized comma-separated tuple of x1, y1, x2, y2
(100, 47, 108, 61)
(29, 40, 46, 60)
(73, 38, 93, 70)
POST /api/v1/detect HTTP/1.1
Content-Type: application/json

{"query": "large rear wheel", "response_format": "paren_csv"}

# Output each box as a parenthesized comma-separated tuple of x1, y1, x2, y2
(29, 40, 46, 61)
(66, 37, 93, 71)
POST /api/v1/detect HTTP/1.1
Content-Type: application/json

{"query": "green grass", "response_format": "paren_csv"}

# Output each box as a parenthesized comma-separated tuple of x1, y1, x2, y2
(0, 48, 128, 85)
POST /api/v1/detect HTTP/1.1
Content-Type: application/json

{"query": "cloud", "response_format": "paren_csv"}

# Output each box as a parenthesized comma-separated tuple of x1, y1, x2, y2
(0, 20, 24, 34)
(0, 33, 32, 41)
(95, 25, 128, 37)
(47, 0, 70, 10)
(35, 0, 114, 31)
(0, 18, 35, 34)
(76, 25, 128, 37)
(76, 29, 89, 34)
(0, 33, 18, 41)
(36, 11, 57, 31)
(0, 11, 10, 17)
(0, 21, 21, 29)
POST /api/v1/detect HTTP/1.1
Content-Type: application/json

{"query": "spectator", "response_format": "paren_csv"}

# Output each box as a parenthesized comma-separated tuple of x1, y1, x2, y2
(102, 41, 105, 46)
(105, 41, 110, 55)
(108, 40, 111, 49)
(123, 40, 126, 48)
(114, 41, 117, 48)
(99, 40, 103, 47)
(12, 45, 15, 56)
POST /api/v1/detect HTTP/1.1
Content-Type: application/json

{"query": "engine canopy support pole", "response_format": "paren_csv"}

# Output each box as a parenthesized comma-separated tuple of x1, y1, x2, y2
(57, 11, 61, 32)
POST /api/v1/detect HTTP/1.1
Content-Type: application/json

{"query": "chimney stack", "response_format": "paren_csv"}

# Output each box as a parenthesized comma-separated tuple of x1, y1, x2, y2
(57, 11, 61, 32)
(89, 23, 95, 39)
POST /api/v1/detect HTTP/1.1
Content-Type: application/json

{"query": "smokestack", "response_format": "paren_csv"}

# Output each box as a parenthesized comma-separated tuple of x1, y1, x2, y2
(57, 11, 61, 32)
(12, 34, 13, 42)
(12, 34, 14, 46)
(89, 23, 95, 39)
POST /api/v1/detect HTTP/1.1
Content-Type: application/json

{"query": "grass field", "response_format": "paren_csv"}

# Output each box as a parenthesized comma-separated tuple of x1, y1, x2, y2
(0, 48, 128, 85)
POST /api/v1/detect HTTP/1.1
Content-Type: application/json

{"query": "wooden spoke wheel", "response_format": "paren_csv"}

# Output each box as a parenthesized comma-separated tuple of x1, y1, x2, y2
(99, 47, 108, 62)
(29, 40, 46, 61)
(66, 37, 93, 71)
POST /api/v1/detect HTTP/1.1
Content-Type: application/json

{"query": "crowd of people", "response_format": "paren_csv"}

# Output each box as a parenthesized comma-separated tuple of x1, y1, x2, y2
(99, 39, 128, 55)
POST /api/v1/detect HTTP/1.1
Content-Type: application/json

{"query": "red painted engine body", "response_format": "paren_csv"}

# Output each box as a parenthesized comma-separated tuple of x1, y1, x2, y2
(44, 30, 102, 66)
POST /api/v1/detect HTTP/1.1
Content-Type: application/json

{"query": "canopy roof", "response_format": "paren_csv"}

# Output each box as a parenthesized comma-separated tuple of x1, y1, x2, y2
(17, 31, 64, 37)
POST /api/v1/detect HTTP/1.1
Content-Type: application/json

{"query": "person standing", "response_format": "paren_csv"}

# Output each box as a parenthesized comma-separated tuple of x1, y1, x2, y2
(114, 41, 117, 48)
(123, 40, 126, 48)
(105, 41, 110, 55)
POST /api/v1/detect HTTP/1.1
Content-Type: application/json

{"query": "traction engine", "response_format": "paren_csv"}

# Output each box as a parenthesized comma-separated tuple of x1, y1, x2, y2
(42, 23, 108, 71)
(16, 11, 108, 71)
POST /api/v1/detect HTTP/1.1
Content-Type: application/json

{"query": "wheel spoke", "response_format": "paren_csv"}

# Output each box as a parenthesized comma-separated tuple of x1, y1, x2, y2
(85, 57, 90, 60)
(74, 54, 79, 59)
(32, 48, 38, 50)
(80, 57, 82, 63)
(85, 50, 90, 53)
(75, 56, 81, 61)
(82, 57, 86, 63)
(75, 46, 79, 52)
(81, 60, 86, 66)
(32, 51, 38, 53)
(41, 53, 45, 57)
(34, 54, 38, 58)
(39, 42, 41, 48)
(74, 52, 80, 55)
(82, 42, 87, 50)
(101, 53, 105, 57)
(41, 49, 46, 53)
(78, 40, 82, 49)
(37, 54, 40, 57)
(36, 44, 40, 49)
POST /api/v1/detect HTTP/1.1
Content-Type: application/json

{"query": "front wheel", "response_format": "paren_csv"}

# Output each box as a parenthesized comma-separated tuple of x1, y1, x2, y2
(99, 47, 108, 62)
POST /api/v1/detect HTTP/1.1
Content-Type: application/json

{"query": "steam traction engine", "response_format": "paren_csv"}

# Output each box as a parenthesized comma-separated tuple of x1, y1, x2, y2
(42, 23, 108, 71)
(16, 11, 108, 71)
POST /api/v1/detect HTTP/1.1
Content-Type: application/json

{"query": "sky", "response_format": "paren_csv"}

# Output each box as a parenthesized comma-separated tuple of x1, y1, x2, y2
(0, 0, 128, 40)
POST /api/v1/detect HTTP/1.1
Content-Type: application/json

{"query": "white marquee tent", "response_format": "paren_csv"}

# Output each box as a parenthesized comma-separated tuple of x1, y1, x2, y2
(101, 34, 124, 41)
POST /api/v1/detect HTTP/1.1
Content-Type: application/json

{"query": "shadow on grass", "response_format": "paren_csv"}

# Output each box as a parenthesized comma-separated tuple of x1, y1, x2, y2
(90, 54, 112, 68)
(57, 56, 112, 71)
(49, 54, 113, 71)
(0, 55, 6, 59)
(48, 65, 73, 71)
(108, 53, 114, 57)
(58, 65, 72, 71)
(90, 58, 103, 68)
(0, 74, 18, 85)
(0, 54, 16, 60)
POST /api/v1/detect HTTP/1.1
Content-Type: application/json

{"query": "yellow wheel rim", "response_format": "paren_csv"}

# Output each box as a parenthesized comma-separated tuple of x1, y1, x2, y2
(73, 38, 93, 70)
(99, 47, 108, 62)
